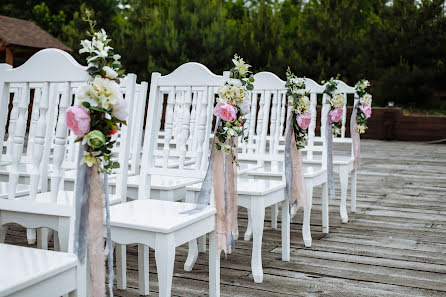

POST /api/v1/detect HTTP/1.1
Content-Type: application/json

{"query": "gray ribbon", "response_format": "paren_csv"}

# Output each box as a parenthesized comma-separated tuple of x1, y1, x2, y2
(103, 173, 114, 297)
(73, 143, 115, 297)
(183, 118, 221, 213)
(326, 116, 335, 198)
(284, 115, 298, 214)
(73, 143, 91, 263)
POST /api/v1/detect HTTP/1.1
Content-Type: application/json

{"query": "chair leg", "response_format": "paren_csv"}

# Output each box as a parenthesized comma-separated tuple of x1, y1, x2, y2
(302, 184, 313, 247)
(37, 228, 50, 250)
(184, 239, 198, 271)
(26, 228, 37, 244)
(270, 204, 278, 229)
(116, 244, 127, 290)
(70, 260, 87, 297)
(208, 230, 220, 297)
(281, 199, 290, 261)
(244, 208, 253, 241)
(322, 182, 329, 234)
(250, 199, 265, 283)
(138, 244, 149, 295)
(155, 234, 175, 297)
(198, 235, 206, 253)
(57, 218, 70, 252)
(339, 167, 349, 223)
(351, 169, 357, 213)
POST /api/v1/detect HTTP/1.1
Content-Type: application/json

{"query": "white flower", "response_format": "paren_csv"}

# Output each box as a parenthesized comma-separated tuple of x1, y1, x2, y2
(79, 40, 93, 54)
(77, 84, 98, 107)
(103, 66, 118, 79)
(239, 100, 251, 115)
(112, 97, 128, 120)
(357, 124, 366, 134)
(232, 56, 251, 76)
(288, 95, 294, 105)
(361, 93, 372, 106)
(95, 29, 108, 43)
(113, 54, 121, 61)
(90, 76, 123, 109)
(291, 77, 305, 88)
(298, 96, 310, 113)
(330, 93, 345, 109)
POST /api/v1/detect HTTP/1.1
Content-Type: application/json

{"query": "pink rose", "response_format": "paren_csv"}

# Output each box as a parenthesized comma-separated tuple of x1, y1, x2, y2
(66, 105, 90, 136)
(329, 108, 343, 124)
(360, 105, 372, 118)
(213, 103, 237, 122)
(297, 113, 311, 130)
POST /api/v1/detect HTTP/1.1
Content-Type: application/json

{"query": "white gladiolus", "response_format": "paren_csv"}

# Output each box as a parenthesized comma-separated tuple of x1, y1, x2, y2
(291, 77, 305, 88)
(79, 40, 93, 54)
(103, 66, 118, 79)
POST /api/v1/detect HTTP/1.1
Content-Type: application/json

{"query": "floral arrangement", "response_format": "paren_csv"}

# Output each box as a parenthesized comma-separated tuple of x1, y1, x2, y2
(66, 13, 128, 173)
(285, 67, 311, 149)
(323, 75, 345, 137)
(354, 79, 372, 134)
(213, 54, 254, 162)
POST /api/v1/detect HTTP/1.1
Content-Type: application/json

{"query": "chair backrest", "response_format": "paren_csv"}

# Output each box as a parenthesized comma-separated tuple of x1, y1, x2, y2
(246, 72, 329, 170)
(0, 48, 89, 200)
(139, 62, 227, 198)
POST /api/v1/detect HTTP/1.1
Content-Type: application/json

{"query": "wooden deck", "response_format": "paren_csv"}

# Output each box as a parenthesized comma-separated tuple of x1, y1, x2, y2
(4, 140, 446, 296)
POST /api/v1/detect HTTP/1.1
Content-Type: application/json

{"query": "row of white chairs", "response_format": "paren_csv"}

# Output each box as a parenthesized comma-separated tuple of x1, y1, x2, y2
(0, 49, 359, 297)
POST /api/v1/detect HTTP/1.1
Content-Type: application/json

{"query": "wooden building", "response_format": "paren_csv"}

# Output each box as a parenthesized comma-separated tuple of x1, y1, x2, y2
(0, 15, 71, 67)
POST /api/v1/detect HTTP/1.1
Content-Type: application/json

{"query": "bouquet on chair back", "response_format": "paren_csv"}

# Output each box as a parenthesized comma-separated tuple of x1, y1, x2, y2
(285, 67, 311, 149)
(323, 75, 345, 137)
(213, 54, 254, 165)
(66, 10, 128, 174)
(354, 79, 372, 134)
(65, 10, 128, 297)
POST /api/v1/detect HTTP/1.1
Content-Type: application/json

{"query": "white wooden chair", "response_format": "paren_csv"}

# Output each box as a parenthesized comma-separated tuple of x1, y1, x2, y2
(185, 72, 315, 284)
(235, 73, 329, 246)
(0, 48, 88, 296)
(0, 243, 84, 297)
(109, 63, 221, 297)
(0, 49, 90, 252)
(308, 80, 357, 223)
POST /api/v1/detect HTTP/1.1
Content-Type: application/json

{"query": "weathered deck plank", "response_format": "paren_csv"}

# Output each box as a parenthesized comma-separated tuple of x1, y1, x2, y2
(3, 140, 446, 296)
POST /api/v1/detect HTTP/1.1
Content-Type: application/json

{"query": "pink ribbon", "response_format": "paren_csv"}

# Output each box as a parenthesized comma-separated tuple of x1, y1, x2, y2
(350, 105, 361, 170)
(213, 137, 238, 255)
(88, 164, 106, 297)
(284, 113, 306, 217)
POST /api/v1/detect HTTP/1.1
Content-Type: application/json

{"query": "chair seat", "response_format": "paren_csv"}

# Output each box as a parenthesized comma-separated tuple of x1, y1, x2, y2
(304, 154, 354, 165)
(243, 163, 326, 179)
(0, 243, 77, 297)
(187, 178, 285, 196)
(109, 200, 215, 233)
(127, 175, 201, 191)
(0, 190, 122, 217)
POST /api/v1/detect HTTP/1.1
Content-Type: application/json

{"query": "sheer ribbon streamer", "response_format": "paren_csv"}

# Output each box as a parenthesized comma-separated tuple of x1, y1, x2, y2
(350, 104, 361, 170)
(190, 118, 238, 255)
(284, 114, 307, 217)
(326, 115, 335, 198)
(73, 143, 114, 297)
